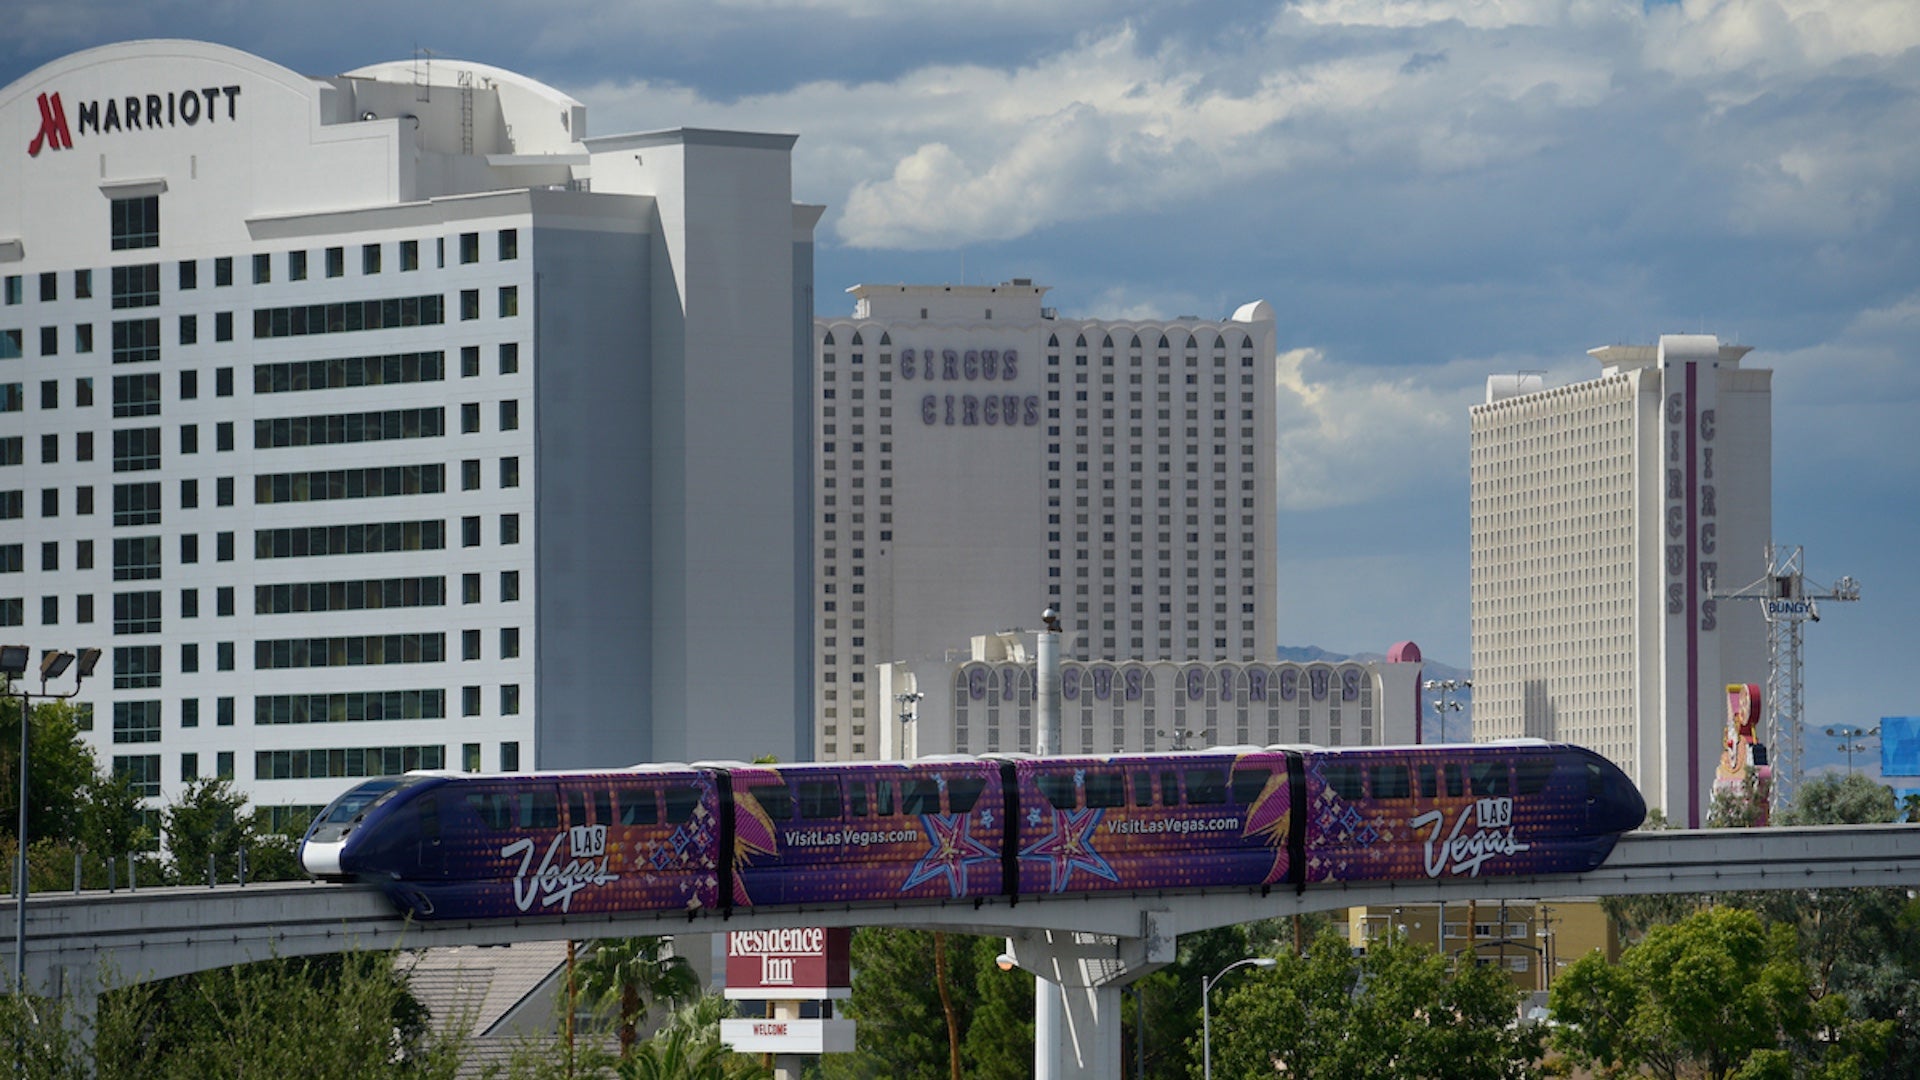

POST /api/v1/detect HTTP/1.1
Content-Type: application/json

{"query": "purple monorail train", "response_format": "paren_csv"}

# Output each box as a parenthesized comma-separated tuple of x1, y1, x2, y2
(299, 741, 1645, 920)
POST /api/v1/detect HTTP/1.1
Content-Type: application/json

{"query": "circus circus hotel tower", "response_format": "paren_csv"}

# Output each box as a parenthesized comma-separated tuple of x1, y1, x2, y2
(1468, 335, 1771, 828)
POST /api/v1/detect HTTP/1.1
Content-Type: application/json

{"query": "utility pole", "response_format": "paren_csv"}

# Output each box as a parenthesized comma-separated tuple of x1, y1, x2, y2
(1709, 544, 1860, 807)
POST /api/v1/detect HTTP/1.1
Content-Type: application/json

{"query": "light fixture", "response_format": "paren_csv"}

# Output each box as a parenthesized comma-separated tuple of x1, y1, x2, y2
(40, 649, 74, 681)
(0, 646, 26, 678)
(996, 953, 1017, 972)
(75, 647, 102, 679)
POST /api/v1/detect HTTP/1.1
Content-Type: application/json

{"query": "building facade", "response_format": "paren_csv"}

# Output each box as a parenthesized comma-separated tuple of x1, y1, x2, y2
(1469, 335, 1771, 826)
(876, 636, 1425, 759)
(1, 41, 819, 818)
(812, 284, 1279, 759)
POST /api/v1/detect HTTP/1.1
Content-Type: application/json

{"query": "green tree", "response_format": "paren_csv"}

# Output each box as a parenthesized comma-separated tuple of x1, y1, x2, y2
(1202, 928, 1540, 1080)
(618, 994, 770, 1080)
(1549, 906, 1886, 1080)
(0, 697, 99, 846)
(574, 937, 700, 1059)
(161, 776, 252, 885)
(3, 949, 467, 1078)
(1774, 772, 1897, 827)
(822, 928, 966, 1080)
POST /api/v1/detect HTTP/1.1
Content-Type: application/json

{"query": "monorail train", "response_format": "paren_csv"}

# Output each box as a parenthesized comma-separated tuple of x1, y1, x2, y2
(300, 742, 1645, 920)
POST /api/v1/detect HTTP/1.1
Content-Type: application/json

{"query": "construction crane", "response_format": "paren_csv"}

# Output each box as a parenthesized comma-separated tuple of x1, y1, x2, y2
(1710, 544, 1862, 807)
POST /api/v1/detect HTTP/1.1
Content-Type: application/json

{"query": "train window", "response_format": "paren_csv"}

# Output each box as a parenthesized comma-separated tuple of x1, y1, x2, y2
(848, 782, 870, 817)
(901, 777, 942, 816)
(798, 779, 843, 820)
(617, 788, 658, 825)
(663, 788, 699, 824)
(1230, 768, 1271, 806)
(567, 791, 588, 827)
(466, 791, 513, 830)
(1185, 768, 1227, 805)
(1417, 764, 1465, 798)
(876, 780, 896, 817)
(1131, 771, 1154, 808)
(522, 790, 559, 829)
(1159, 770, 1181, 806)
(749, 783, 794, 821)
(1515, 759, 1553, 796)
(1036, 773, 1078, 811)
(1322, 765, 1365, 801)
(1368, 764, 1412, 800)
(1084, 772, 1124, 809)
(948, 776, 987, 815)
(418, 793, 440, 838)
(594, 791, 612, 825)
(1469, 761, 1510, 798)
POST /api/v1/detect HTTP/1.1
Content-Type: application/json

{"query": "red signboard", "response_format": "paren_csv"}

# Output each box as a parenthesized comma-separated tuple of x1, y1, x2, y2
(724, 927, 852, 999)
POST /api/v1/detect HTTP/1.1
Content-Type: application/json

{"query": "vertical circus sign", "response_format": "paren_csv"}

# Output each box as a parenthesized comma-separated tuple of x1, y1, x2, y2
(899, 346, 1040, 427)
(1663, 382, 1718, 631)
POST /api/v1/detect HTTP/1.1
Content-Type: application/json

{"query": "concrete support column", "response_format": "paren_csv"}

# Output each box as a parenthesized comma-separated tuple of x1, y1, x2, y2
(1004, 911, 1175, 1080)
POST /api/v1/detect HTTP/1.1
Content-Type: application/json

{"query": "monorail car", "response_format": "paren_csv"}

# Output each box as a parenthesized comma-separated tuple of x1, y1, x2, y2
(300, 742, 1645, 920)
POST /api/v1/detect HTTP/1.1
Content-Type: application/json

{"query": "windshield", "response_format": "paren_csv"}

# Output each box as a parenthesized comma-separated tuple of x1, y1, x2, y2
(318, 777, 408, 825)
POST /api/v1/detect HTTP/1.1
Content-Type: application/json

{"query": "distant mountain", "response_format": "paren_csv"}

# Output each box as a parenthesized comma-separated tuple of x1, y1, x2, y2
(1276, 645, 1469, 682)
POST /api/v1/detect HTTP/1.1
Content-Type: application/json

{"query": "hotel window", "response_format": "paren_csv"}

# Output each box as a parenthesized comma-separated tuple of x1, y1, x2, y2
(499, 457, 519, 487)
(460, 233, 480, 264)
(253, 254, 270, 285)
(75, 269, 93, 298)
(498, 286, 517, 317)
(76, 325, 93, 353)
(363, 244, 382, 275)
(400, 240, 419, 272)
(463, 629, 481, 660)
(499, 230, 518, 260)
(110, 196, 159, 250)
(498, 343, 518, 374)
(460, 290, 479, 320)
(326, 247, 344, 278)
(499, 400, 518, 430)
(288, 251, 307, 281)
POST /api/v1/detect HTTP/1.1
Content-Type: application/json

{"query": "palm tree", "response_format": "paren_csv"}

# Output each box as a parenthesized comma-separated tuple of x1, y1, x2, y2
(573, 937, 700, 1059)
(617, 995, 769, 1080)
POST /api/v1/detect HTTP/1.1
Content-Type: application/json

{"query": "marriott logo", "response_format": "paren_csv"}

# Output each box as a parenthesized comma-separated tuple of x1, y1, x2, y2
(27, 85, 242, 158)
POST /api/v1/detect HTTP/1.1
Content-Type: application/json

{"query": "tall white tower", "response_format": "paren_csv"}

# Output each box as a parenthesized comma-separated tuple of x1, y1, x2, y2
(1469, 335, 1772, 827)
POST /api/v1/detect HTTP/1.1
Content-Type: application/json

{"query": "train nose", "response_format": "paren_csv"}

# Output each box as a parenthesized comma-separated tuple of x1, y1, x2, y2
(1605, 768, 1651, 826)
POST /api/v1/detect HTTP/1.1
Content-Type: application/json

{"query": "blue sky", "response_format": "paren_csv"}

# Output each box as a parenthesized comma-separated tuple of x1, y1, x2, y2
(6, 0, 1916, 776)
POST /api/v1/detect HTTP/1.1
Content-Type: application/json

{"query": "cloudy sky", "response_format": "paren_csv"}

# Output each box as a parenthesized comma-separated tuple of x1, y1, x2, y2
(6, 0, 1916, 776)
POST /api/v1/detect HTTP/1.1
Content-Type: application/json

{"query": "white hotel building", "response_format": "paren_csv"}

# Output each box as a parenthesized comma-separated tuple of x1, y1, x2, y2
(1469, 335, 1771, 827)
(1, 41, 820, 818)
(812, 283, 1282, 760)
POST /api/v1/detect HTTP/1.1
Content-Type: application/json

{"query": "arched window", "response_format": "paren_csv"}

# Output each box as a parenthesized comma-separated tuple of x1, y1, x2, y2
(851, 330, 864, 346)
(822, 330, 836, 346)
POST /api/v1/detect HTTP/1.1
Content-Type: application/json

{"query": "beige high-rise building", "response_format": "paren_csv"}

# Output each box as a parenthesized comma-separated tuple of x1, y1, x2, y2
(1469, 335, 1771, 827)
(811, 283, 1280, 760)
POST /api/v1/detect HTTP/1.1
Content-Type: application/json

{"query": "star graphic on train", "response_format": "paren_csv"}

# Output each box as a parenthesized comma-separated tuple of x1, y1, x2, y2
(1019, 807, 1119, 892)
(902, 812, 1000, 897)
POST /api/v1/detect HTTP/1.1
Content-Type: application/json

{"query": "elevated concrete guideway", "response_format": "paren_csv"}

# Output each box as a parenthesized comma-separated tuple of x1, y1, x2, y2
(19, 824, 1920, 1073)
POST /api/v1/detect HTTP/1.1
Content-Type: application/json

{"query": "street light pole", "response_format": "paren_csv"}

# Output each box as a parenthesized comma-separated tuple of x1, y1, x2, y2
(1422, 678, 1472, 744)
(1824, 724, 1879, 775)
(6, 645, 99, 993)
(1202, 956, 1276, 1080)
